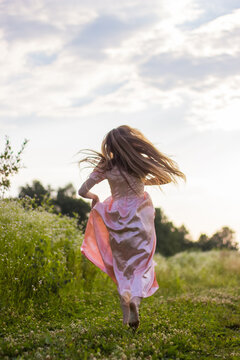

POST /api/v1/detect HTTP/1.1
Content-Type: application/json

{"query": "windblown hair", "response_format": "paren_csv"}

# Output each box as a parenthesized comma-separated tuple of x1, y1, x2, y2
(78, 125, 186, 187)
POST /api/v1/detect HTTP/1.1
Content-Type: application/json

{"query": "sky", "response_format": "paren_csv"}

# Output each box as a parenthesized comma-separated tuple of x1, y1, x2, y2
(0, 0, 240, 245)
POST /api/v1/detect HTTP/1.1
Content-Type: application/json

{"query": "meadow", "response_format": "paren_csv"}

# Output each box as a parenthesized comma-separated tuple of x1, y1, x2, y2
(0, 199, 240, 360)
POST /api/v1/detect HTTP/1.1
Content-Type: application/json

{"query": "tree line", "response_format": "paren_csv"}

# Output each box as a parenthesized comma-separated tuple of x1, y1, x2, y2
(17, 180, 239, 256)
(18, 180, 90, 227)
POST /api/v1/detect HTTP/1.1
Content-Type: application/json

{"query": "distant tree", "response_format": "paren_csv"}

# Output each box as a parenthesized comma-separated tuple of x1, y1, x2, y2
(17, 180, 91, 228)
(0, 136, 28, 198)
(154, 208, 194, 257)
(19, 180, 53, 207)
(196, 234, 210, 251)
(196, 227, 238, 251)
(55, 183, 91, 225)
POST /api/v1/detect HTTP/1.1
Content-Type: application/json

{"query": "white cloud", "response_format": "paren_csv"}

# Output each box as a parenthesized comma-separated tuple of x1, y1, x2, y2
(182, 8, 240, 57)
(0, 1, 240, 139)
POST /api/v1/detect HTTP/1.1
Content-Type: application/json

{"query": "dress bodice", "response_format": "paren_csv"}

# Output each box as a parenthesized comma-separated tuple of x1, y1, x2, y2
(84, 165, 145, 201)
(106, 166, 144, 200)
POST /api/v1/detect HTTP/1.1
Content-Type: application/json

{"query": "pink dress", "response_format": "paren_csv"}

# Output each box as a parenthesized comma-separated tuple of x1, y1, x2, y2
(80, 165, 159, 300)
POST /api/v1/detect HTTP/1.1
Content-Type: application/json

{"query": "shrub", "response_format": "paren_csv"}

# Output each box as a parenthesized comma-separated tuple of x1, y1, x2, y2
(0, 199, 85, 310)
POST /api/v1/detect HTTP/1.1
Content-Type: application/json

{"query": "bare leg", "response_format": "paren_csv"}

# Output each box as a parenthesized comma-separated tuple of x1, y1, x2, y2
(129, 296, 142, 331)
(119, 291, 131, 326)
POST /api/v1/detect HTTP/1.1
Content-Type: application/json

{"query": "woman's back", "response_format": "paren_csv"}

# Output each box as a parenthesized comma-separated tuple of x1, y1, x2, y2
(106, 165, 144, 200)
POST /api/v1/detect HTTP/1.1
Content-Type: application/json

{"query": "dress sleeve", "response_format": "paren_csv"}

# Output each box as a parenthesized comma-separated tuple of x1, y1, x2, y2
(88, 168, 106, 184)
(78, 168, 106, 197)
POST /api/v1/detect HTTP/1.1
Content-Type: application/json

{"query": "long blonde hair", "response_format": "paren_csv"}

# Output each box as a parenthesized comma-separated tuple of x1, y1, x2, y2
(78, 125, 186, 186)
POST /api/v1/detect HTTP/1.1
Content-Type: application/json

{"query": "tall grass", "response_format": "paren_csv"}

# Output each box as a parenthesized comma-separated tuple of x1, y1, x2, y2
(0, 199, 100, 312)
(154, 248, 240, 295)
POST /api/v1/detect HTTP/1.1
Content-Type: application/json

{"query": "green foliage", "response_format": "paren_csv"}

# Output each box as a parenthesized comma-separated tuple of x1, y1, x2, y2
(55, 183, 91, 226)
(19, 180, 53, 207)
(154, 207, 238, 256)
(154, 208, 193, 256)
(196, 226, 239, 251)
(0, 135, 28, 198)
(154, 249, 240, 295)
(18, 180, 91, 228)
(0, 199, 90, 311)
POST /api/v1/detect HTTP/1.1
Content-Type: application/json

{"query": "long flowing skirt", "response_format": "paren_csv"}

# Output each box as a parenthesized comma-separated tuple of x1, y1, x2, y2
(80, 191, 159, 300)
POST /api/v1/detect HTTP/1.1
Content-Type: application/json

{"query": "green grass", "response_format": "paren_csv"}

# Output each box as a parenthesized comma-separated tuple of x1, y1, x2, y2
(0, 199, 240, 359)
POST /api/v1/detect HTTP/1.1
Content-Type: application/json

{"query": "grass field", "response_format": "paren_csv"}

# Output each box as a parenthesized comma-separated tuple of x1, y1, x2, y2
(0, 199, 240, 360)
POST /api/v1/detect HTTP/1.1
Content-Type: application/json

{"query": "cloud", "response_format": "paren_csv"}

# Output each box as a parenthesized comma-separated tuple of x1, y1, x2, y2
(0, 15, 59, 42)
(0, 0, 239, 133)
(67, 13, 157, 59)
(179, 0, 240, 30)
(140, 53, 240, 88)
(27, 52, 58, 67)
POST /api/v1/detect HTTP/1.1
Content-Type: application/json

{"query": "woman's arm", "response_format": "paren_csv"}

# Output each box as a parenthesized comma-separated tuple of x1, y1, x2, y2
(78, 177, 99, 208)
(78, 168, 106, 208)
(78, 177, 99, 198)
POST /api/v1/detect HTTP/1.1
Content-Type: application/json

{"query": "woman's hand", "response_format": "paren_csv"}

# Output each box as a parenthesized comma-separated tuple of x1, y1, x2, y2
(91, 195, 99, 209)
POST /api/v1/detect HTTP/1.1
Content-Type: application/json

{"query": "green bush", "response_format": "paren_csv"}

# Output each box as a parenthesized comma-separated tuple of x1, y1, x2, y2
(0, 199, 86, 310)
(154, 248, 240, 295)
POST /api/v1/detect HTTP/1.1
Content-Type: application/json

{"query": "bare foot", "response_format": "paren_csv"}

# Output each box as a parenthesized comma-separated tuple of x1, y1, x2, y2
(129, 297, 140, 330)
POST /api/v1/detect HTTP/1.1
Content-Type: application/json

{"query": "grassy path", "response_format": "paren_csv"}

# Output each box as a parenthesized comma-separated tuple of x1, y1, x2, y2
(1, 285, 239, 360)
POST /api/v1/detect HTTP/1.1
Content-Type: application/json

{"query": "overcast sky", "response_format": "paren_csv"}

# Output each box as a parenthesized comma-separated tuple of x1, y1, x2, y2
(1, 0, 240, 244)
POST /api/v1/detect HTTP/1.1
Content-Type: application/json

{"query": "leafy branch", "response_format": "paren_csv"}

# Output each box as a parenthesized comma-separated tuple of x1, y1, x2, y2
(0, 135, 29, 198)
